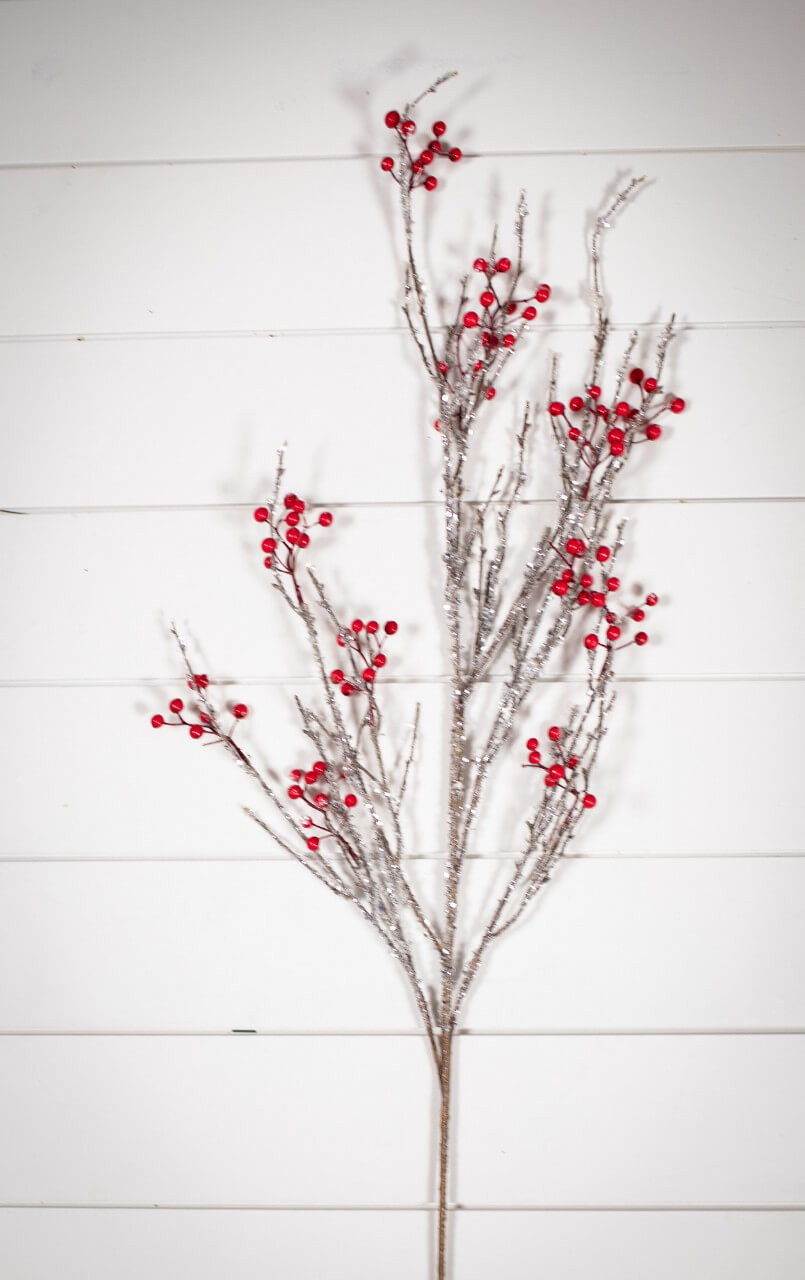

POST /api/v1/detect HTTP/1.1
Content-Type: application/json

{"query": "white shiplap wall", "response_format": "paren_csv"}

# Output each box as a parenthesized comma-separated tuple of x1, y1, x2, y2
(0, 1, 804, 1276)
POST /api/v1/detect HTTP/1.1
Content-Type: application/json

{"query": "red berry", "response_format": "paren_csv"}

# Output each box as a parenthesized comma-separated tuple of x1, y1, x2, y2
(463, 311, 479, 328)
(285, 511, 300, 527)
(200, 712, 211, 726)
(253, 506, 269, 522)
(261, 537, 276, 553)
(151, 714, 165, 728)
(286, 527, 300, 545)
(233, 703, 248, 719)
(424, 176, 438, 191)
(596, 546, 611, 563)
(503, 334, 516, 348)
(607, 428, 625, 444)
(615, 401, 631, 417)
(610, 441, 624, 456)
(526, 737, 539, 750)
(362, 668, 376, 683)
(344, 793, 358, 808)
(569, 396, 584, 412)
(448, 147, 462, 161)
(589, 385, 601, 399)
(644, 377, 658, 393)
(580, 573, 593, 588)
(646, 424, 662, 440)
(522, 305, 537, 321)
(290, 769, 302, 781)
(189, 724, 204, 739)
(351, 618, 363, 632)
(670, 397, 685, 413)
(486, 387, 496, 400)
(284, 493, 297, 509)
(548, 763, 565, 781)
(169, 698, 184, 714)
(565, 537, 586, 556)
(577, 590, 591, 605)
(568, 756, 578, 769)
(552, 579, 568, 596)
(584, 634, 599, 650)
(341, 682, 355, 696)
(597, 404, 610, 419)
(305, 770, 317, 785)
(437, 360, 448, 374)
(314, 793, 328, 809)
(384, 621, 398, 635)
(496, 257, 511, 272)
(307, 836, 320, 851)
(606, 625, 621, 641)
(373, 653, 387, 668)
(549, 401, 565, 417)
(646, 593, 658, 606)
(319, 511, 333, 527)
(528, 750, 541, 765)
(591, 591, 605, 608)
(606, 576, 620, 591)
(330, 670, 344, 686)
(433, 120, 447, 137)
(366, 620, 379, 634)
(632, 607, 646, 622)
(582, 793, 597, 809)
(568, 427, 581, 441)
(385, 110, 400, 128)
(548, 726, 562, 742)
(629, 368, 644, 384)
(635, 631, 649, 646)
(420, 149, 434, 165)
(561, 568, 574, 581)
(288, 784, 303, 799)
(401, 119, 416, 135)
(473, 258, 488, 272)
(380, 156, 394, 172)
(480, 290, 495, 307)
(535, 284, 551, 303)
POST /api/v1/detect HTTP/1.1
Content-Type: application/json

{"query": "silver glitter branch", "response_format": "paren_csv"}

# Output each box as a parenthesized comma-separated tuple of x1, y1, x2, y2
(152, 80, 687, 1280)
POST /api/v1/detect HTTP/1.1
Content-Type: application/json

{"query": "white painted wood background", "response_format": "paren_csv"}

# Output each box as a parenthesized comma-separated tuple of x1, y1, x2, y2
(0, 0, 803, 1275)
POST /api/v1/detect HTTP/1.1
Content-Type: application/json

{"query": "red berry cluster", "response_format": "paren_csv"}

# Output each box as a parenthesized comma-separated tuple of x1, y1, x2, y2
(550, 368, 686, 486)
(550, 539, 659, 652)
(330, 618, 398, 696)
(524, 726, 597, 807)
(380, 111, 462, 191)
(150, 680, 248, 741)
(434, 265, 550, 410)
(254, 492, 333, 574)
(287, 758, 359, 854)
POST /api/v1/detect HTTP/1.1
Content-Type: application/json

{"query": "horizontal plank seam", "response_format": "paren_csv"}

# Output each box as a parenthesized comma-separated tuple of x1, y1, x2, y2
(0, 143, 803, 172)
(0, 1029, 802, 1038)
(1, 1202, 803, 1213)
(1, 319, 804, 343)
(2, 496, 803, 516)
(1, 674, 802, 690)
(0, 852, 803, 862)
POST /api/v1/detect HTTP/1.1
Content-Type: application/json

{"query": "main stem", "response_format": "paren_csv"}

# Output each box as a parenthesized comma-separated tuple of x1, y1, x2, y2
(437, 1026, 454, 1280)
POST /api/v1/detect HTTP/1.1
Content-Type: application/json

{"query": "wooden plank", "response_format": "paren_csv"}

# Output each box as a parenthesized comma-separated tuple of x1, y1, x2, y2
(0, 679, 801, 858)
(1, 1208, 803, 1280)
(0, 152, 802, 336)
(1, 327, 803, 508)
(0, 502, 802, 681)
(0, 0, 802, 163)
(0, 857, 802, 1032)
(0, 1035, 802, 1203)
